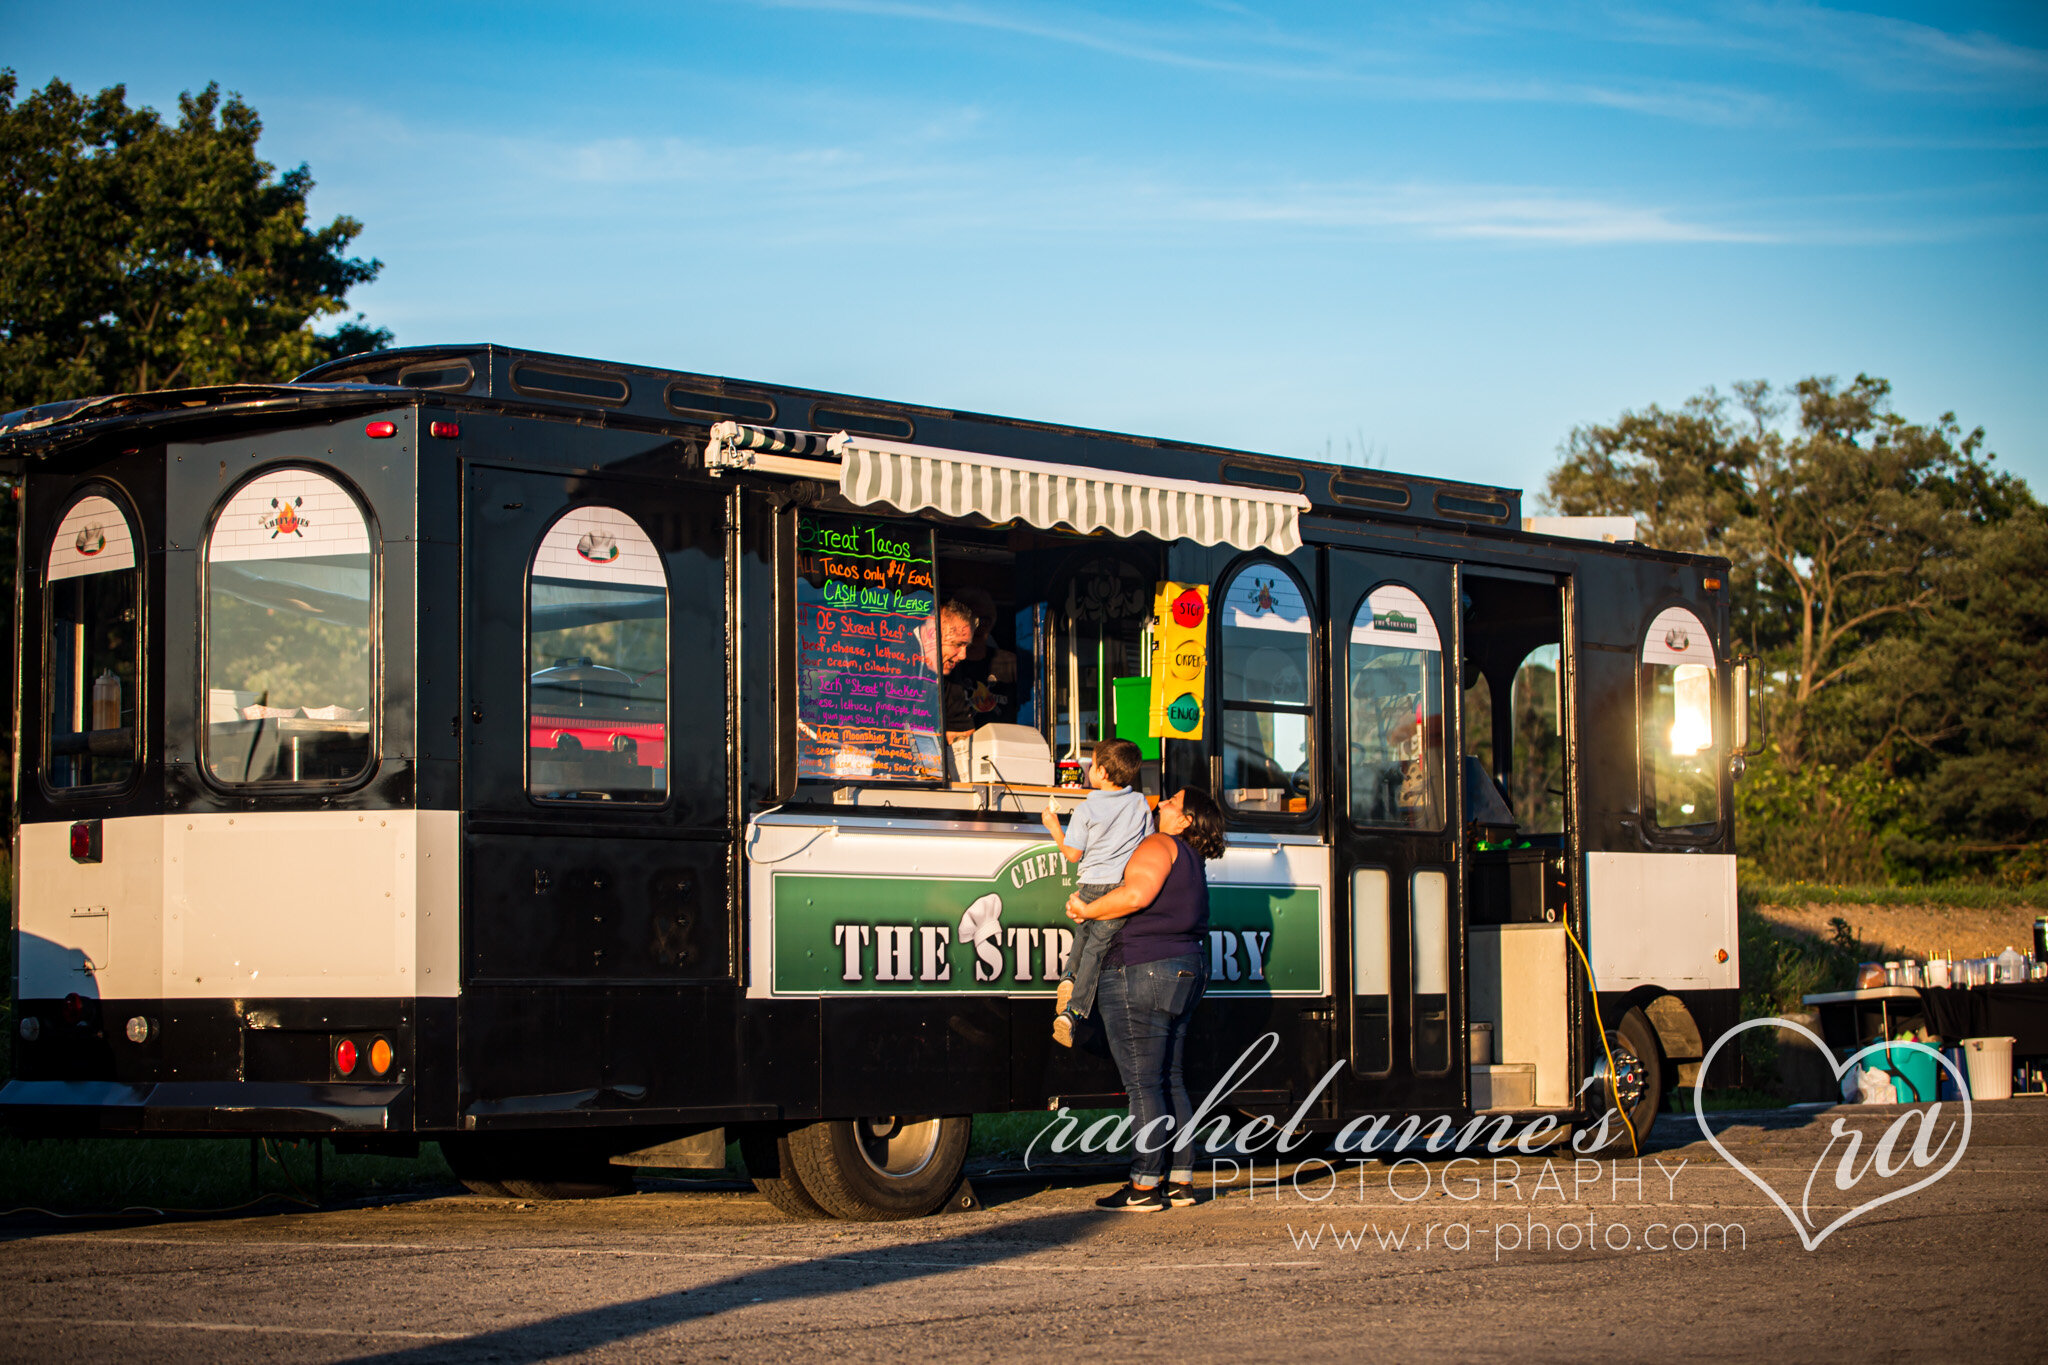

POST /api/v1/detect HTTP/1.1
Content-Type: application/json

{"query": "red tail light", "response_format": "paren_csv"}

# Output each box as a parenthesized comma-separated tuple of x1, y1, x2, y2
(428, 420, 460, 439)
(62, 992, 88, 1026)
(335, 1038, 359, 1075)
(70, 820, 102, 862)
(365, 421, 398, 439)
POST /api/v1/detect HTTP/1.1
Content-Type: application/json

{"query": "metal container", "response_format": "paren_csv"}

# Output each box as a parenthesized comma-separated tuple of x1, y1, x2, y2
(1469, 1020, 1495, 1067)
(1472, 1063, 1536, 1111)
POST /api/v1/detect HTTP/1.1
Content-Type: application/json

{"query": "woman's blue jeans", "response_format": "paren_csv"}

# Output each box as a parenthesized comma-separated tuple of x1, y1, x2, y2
(1096, 951, 1207, 1185)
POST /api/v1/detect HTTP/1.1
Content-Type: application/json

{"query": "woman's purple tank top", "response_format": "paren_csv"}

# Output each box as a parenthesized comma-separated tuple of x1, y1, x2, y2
(1110, 835, 1210, 968)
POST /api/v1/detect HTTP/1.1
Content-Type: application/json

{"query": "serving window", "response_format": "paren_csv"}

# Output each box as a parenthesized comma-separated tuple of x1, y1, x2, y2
(46, 492, 141, 791)
(1218, 562, 1314, 815)
(1641, 605, 1719, 832)
(1345, 583, 1445, 830)
(527, 507, 669, 803)
(794, 510, 945, 784)
(204, 469, 374, 786)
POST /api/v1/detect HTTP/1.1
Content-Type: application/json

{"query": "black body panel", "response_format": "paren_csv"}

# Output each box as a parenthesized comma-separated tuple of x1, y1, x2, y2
(5, 343, 1740, 1143)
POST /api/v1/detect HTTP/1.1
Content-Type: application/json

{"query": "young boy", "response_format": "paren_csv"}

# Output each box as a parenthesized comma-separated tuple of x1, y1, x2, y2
(1040, 737, 1152, 1047)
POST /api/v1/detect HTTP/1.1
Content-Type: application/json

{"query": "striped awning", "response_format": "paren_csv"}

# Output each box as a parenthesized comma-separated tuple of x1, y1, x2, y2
(705, 421, 1307, 555)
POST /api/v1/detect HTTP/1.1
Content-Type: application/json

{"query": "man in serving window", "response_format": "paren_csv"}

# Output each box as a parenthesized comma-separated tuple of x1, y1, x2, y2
(916, 599, 979, 741)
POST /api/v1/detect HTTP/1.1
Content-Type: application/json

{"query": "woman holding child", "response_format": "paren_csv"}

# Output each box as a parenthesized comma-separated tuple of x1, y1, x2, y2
(1046, 755, 1226, 1212)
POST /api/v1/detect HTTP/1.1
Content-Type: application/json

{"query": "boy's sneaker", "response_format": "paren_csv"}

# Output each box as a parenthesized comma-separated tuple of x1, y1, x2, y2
(1094, 1182, 1168, 1212)
(1163, 1180, 1198, 1207)
(1055, 979, 1074, 1013)
(1051, 1012, 1075, 1048)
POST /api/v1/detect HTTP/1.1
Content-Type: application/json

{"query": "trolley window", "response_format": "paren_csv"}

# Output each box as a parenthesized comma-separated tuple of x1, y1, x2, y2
(1218, 563, 1314, 815)
(1641, 606, 1719, 832)
(1345, 583, 1445, 830)
(528, 506, 669, 803)
(46, 493, 140, 790)
(204, 470, 374, 785)
(1510, 643, 1564, 834)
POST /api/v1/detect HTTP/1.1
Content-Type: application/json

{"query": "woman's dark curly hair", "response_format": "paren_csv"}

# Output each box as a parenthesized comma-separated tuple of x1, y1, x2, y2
(1174, 788, 1227, 861)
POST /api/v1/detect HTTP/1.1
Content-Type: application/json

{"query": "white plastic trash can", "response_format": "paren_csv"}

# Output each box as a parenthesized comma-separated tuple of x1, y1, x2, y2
(1962, 1037, 2016, 1101)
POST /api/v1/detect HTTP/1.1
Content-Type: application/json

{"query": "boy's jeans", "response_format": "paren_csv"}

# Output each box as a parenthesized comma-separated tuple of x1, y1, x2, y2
(1062, 884, 1122, 1019)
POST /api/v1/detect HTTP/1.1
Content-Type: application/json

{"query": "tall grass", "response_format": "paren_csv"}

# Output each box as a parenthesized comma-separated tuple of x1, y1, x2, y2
(1745, 876, 2048, 911)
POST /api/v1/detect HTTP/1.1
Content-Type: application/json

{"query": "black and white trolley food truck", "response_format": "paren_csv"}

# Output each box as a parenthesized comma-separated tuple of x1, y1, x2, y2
(2, 345, 1748, 1217)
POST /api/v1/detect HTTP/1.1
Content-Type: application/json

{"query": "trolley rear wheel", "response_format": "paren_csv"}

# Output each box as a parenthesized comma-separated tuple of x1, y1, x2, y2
(785, 1115, 972, 1221)
(739, 1127, 834, 1220)
(1588, 1007, 1665, 1155)
(441, 1135, 637, 1200)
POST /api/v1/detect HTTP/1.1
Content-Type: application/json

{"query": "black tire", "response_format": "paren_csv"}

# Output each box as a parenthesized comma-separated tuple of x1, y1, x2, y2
(785, 1116, 972, 1221)
(1590, 1007, 1665, 1155)
(738, 1127, 834, 1221)
(441, 1135, 637, 1200)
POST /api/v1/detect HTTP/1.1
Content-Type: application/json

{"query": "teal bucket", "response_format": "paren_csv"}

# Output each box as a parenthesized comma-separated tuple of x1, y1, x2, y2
(1876, 1044, 1940, 1104)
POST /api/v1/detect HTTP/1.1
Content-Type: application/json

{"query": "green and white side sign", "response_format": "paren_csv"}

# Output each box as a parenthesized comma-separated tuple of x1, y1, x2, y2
(744, 817, 1329, 998)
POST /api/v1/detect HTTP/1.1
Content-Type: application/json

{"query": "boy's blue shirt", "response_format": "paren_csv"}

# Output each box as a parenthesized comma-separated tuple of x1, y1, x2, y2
(1064, 785, 1153, 885)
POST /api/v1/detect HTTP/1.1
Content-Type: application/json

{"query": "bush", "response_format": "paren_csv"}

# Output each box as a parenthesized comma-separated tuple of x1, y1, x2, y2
(1737, 751, 1913, 883)
(1736, 892, 1867, 1078)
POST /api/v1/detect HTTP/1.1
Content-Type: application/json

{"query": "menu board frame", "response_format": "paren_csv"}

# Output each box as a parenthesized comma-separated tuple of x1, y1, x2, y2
(794, 510, 945, 785)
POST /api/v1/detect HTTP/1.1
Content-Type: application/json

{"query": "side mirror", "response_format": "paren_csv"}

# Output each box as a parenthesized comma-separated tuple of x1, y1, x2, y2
(1729, 656, 1755, 756)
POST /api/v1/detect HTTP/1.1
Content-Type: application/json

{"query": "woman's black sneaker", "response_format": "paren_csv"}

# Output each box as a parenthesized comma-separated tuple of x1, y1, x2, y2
(1163, 1181, 1198, 1207)
(1095, 1182, 1169, 1212)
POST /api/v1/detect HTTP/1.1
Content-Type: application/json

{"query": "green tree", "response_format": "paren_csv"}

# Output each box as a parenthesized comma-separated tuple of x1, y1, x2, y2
(0, 70, 388, 411)
(1546, 375, 2024, 764)
(1547, 385, 1758, 558)
(1544, 375, 2039, 882)
(1887, 506, 2048, 877)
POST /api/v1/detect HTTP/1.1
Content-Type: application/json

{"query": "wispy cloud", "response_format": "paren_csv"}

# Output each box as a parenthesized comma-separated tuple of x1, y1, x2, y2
(464, 125, 1772, 246)
(740, 0, 1785, 126)
(1570, 2, 2048, 99)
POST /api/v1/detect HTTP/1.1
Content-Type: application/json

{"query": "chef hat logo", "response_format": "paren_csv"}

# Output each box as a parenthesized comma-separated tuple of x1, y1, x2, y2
(959, 893, 1004, 943)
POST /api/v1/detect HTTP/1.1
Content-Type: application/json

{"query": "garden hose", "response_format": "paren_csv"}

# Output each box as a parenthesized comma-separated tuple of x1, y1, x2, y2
(1563, 921, 1642, 1159)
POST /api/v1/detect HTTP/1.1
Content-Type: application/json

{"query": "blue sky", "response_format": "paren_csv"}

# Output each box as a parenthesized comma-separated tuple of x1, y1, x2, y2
(8, 1, 2046, 497)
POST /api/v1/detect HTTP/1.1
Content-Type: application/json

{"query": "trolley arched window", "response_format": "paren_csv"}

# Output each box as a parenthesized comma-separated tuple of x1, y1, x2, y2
(1345, 584, 1445, 830)
(46, 492, 140, 790)
(528, 507, 668, 803)
(1510, 643, 1564, 835)
(1218, 562, 1314, 815)
(204, 469, 375, 785)
(1642, 605, 1719, 831)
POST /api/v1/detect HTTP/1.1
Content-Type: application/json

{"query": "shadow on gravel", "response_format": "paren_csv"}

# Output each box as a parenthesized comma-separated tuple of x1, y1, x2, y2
(347, 1209, 1101, 1363)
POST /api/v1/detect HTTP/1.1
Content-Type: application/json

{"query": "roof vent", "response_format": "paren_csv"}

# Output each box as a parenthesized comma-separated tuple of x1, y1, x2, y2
(1434, 492, 1510, 522)
(811, 405, 913, 440)
(1329, 474, 1410, 509)
(511, 363, 629, 405)
(396, 360, 475, 392)
(1222, 463, 1305, 493)
(666, 384, 777, 424)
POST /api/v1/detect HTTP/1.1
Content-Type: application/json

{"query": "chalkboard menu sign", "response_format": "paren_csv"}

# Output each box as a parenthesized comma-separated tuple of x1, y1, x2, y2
(796, 511, 945, 783)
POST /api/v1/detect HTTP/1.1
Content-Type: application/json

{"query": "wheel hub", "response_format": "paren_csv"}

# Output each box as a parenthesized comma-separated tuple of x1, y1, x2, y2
(1604, 1036, 1647, 1111)
(854, 1116, 941, 1179)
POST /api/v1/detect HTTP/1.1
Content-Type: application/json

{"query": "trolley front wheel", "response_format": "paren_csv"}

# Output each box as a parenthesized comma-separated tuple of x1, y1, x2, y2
(1587, 1007, 1665, 1155)
(785, 1115, 972, 1221)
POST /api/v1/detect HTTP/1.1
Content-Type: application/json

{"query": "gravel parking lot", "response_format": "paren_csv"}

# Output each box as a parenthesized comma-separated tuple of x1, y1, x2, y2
(5, 1101, 2045, 1363)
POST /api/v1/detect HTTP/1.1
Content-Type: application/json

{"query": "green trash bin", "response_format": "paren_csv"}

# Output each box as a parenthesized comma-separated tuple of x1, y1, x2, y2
(1111, 676, 1159, 760)
(1876, 1043, 1940, 1105)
